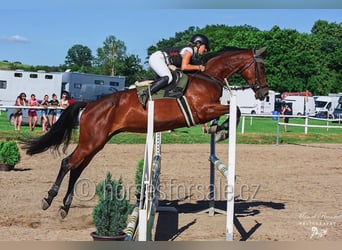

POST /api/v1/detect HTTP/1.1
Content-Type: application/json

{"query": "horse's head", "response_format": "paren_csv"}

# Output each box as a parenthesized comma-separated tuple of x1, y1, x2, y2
(204, 46, 269, 101)
(240, 47, 268, 100)
(239, 47, 269, 100)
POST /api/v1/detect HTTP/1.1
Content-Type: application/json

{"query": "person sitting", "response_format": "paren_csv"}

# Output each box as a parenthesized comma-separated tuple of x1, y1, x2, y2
(138, 34, 210, 107)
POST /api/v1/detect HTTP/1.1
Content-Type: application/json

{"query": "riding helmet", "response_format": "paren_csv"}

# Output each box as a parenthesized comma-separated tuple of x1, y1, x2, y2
(190, 34, 210, 51)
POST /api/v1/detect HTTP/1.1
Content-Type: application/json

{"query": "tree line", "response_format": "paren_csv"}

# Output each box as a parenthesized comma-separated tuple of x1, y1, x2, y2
(6, 20, 341, 95)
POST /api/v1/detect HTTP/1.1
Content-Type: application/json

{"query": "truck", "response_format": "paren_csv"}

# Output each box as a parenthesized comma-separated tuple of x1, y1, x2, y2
(314, 96, 340, 119)
(221, 87, 276, 115)
(283, 95, 316, 116)
(0, 69, 125, 107)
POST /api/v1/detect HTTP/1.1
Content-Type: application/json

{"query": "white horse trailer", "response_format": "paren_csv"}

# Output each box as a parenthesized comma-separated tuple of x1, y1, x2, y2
(221, 87, 276, 115)
(0, 69, 125, 107)
(284, 95, 316, 116)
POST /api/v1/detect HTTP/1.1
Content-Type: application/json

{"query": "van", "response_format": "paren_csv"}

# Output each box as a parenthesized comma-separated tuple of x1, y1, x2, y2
(315, 96, 340, 119)
(332, 96, 342, 122)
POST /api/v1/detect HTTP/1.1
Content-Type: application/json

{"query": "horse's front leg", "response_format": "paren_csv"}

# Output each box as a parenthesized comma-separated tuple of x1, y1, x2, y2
(42, 156, 71, 210)
(215, 106, 241, 132)
(205, 105, 241, 142)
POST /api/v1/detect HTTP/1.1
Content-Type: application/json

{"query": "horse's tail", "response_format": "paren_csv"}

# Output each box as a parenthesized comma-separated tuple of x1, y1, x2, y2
(23, 101, 88, 155)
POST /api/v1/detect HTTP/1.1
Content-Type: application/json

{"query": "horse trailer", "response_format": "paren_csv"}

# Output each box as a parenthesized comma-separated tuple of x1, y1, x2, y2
(284, 95, 316, 116)
(221, 87, 276, 115)
(0, 69, 125, 108)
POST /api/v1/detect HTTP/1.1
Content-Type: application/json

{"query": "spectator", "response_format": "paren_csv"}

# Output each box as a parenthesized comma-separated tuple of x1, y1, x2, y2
(68, 96, 75, 105)
(28, 94, 38, 131)
(48, 93, 59, 127)
(202, 122, 209, 134)
(60, 92, 69, 109)
(13, 92, 26, 131)
(40, 94, 49, 132)
(281, 103, 292, 132)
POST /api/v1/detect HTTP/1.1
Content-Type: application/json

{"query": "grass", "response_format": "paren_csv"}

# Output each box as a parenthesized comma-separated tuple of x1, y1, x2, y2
(1, 111, 341, 144)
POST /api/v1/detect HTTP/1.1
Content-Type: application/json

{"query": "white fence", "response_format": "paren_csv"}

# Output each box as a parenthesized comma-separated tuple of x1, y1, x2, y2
(239, 113, 342, 145)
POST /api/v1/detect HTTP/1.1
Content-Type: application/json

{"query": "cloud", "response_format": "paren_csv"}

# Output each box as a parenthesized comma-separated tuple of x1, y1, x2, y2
(0, 35, 30, 43)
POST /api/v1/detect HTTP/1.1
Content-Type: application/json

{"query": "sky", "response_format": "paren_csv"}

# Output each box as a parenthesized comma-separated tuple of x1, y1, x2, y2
(0, 1, 341, 67)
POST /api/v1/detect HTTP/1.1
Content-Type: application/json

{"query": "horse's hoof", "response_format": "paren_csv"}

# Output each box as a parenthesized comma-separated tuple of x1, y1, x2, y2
(215, 132, 229, 142)
(208, 125, 217, 134)
(59, 207, 68, 219)
(41, 198, 50, 210)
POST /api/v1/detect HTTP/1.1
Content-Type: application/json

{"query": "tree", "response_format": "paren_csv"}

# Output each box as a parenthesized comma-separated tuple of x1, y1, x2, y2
(95, 35, 126, 76)
(311, 20, 342, 94)
(116, 54, 145, 87)
(65, 44, 93, 72)
(147, 26, 200, 57)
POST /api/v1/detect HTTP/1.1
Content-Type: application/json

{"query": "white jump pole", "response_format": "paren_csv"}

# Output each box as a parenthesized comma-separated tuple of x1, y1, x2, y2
(226, 92, 237, 241)
(138, 100, 155, 241)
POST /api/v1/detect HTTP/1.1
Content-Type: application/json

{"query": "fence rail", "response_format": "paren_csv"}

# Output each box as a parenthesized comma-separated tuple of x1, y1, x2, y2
(237, 113, 342, 145)
(240, 114, 342, 134)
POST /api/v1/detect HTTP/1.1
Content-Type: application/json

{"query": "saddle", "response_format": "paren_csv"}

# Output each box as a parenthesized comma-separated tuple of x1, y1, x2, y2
(135, 67, 196, 127)
(135, 67, 188, 100)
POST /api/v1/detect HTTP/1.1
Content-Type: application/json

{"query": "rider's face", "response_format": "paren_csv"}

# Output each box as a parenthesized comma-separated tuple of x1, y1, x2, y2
(197, 44, 207, 55)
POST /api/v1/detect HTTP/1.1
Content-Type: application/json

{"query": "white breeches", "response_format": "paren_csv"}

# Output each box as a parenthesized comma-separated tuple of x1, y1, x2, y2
(149, 51, 173, 83)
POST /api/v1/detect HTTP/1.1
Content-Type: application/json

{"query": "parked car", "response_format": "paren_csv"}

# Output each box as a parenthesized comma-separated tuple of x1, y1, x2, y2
(315, 96, 340, 119)
(332, 102, 342, 123)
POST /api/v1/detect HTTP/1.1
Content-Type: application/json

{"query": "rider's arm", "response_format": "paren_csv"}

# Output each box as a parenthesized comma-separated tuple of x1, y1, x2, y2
(181, 50, 205, 72)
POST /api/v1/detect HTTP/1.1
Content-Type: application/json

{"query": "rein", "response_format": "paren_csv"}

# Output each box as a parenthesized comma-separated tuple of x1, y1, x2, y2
(189, 71, 252, 91)
(189, 71, 224, 88)
(189, 49, 267, 93)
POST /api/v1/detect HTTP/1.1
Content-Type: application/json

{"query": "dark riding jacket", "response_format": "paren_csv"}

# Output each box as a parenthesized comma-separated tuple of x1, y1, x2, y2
(161, 46, 202, 68)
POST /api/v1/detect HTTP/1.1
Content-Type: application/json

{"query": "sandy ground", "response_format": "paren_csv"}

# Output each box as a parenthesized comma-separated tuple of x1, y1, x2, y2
(0, 143, 341, 241)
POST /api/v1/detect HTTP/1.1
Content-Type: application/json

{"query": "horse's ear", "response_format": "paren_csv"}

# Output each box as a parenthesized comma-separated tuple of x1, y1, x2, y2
(255, 46, 267, 57)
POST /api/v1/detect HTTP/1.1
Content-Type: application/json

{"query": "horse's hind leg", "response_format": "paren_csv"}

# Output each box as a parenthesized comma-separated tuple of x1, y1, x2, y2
(42, 156, 71, 210)
(59, 166, 86, 218)
(58, 143, 106, 218)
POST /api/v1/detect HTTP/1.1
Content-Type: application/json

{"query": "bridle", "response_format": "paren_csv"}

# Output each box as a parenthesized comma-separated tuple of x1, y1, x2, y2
(190, 49, 267, 94)
(237, 50, 268, 95)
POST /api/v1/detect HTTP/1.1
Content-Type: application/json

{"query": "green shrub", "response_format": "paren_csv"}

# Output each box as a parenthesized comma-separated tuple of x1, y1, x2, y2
(0, 140, 21, 166)
(134, 159, 144, 198)
(92, 172, 132, 236)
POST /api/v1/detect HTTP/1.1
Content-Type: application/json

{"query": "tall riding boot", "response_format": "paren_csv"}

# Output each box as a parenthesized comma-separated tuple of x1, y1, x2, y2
(138, 76, 169, 108)
(149, 76, 169, 94)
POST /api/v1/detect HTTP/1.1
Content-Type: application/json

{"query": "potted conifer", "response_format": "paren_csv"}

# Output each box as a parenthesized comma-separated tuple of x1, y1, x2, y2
(91, 172, 133, 241)
(0, 140, 21, 171)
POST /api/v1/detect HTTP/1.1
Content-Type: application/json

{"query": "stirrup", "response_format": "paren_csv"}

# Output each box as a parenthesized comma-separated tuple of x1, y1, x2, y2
(138, 90, 148, 108)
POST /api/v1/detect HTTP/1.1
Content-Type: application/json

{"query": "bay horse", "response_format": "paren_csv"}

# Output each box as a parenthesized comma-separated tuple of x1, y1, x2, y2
(23, 46, 269, 218)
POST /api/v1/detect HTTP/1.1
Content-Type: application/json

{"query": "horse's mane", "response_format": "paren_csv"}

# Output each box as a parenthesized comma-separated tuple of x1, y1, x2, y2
(202, 46, 249, 63)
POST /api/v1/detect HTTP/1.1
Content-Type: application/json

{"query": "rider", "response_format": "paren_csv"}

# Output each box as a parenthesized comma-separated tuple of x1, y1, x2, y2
(138, 34, 210, 107)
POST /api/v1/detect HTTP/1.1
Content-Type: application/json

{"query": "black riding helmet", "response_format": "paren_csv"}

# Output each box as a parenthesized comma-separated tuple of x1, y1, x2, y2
(190, 34, 210, 51)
